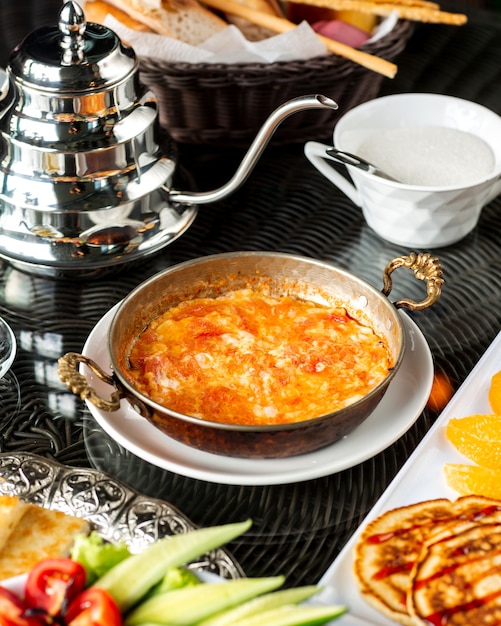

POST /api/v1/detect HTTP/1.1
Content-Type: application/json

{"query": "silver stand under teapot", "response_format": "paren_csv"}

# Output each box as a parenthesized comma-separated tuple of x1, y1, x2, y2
(0, 1, 337, 277)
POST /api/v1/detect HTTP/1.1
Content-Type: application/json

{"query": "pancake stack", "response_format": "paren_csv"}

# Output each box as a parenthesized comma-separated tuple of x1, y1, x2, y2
(354, 495, 501, 625)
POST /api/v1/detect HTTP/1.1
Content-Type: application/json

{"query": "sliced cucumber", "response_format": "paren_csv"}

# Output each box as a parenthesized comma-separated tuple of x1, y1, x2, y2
(125, 576, 285, 625)
(150, 566, 201, 596)
(93, 519, 252, 612)
(229, 603, 348, 626)
(197, 585, 322, 626)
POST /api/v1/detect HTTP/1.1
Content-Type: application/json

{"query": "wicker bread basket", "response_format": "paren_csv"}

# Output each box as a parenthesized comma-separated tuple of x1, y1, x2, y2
(138, 19, 414, 147)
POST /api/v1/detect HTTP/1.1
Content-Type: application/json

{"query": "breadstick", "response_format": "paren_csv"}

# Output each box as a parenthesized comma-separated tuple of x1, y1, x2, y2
(339, 0, 441, 8)
(200, 0, 398, 77)
(287, 0, 467, 24)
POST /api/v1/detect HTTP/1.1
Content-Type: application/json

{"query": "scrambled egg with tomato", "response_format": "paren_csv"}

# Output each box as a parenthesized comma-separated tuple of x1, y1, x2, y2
(125, 289, 393, 425)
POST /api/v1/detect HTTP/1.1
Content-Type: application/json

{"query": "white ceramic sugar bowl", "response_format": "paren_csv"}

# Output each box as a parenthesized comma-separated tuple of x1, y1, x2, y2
(305, 93, 501, 248)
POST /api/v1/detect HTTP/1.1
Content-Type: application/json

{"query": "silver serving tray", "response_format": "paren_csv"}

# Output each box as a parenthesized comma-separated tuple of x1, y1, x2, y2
(0, 452, 244, 579)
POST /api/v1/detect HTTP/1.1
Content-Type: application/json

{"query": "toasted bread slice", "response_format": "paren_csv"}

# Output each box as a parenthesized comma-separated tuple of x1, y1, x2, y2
(83, 0, 156, 31)
(102, 0, 227, 44)
(409, 523, 501, 625)
(0, 503, 89, 580)
(0, 495, 29, 554)
(353, 495, 501, 625)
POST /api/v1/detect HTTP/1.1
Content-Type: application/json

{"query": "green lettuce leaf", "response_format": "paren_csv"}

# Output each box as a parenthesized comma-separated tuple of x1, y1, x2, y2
(70, 531, 131, 585)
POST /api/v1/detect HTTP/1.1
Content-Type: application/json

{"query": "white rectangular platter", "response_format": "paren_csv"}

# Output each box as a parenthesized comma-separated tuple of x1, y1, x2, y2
(317, 329, 501, 625)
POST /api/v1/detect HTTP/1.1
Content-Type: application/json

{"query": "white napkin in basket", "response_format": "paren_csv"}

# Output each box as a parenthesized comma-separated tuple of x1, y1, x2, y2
(104, 12, 398, 65)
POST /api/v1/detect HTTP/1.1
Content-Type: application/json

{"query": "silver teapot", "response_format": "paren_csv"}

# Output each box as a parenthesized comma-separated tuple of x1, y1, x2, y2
(0, 1, 337, 277)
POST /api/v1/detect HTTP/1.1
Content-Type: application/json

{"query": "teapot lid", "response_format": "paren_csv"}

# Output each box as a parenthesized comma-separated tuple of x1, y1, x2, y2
(9, 0, 137, 92)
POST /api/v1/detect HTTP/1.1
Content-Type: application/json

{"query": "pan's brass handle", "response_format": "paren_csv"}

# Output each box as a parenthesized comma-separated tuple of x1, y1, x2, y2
(382, 253, 444, 311)
(58, 352, 122, 411)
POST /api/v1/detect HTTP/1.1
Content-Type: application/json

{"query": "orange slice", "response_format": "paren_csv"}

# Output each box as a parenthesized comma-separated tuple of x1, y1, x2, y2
(446, 414, 501, 469)
(444, 463, 501, 499)
(489, 370, 501, 415)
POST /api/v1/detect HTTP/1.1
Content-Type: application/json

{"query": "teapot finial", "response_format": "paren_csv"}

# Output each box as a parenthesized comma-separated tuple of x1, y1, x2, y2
(58, 1, 86, 65)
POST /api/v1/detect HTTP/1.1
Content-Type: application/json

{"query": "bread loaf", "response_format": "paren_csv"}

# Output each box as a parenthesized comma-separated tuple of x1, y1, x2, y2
(84, 0, 283, 43)
(83, 0, 156, 31)
(98, 0, 227, 44)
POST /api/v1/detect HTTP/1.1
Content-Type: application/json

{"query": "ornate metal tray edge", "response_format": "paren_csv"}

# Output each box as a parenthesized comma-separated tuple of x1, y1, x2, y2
(0, 452, 244, 579)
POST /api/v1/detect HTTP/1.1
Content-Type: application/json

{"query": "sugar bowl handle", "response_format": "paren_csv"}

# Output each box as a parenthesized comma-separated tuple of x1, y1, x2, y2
(58, 352, 123, 411)
(382, 253, 444, 311)
(304, 141, 362, 207)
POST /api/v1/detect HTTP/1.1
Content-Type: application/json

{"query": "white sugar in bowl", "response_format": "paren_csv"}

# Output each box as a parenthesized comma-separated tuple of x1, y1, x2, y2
(305, 93, 501, 248)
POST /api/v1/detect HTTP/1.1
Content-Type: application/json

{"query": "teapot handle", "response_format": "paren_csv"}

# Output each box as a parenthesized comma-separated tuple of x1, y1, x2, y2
(166, 94, 338, 206)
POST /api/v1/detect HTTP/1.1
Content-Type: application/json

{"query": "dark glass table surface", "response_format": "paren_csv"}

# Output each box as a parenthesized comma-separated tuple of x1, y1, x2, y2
(1, 0, 501, 587)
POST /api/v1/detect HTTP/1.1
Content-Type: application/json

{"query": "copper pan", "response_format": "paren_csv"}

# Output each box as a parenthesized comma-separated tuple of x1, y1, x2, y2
(59, 251, 443, 459)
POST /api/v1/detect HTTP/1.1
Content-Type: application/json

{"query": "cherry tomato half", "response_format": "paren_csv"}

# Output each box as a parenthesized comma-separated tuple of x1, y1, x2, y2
(25, 558, 86, 618)
(65, 588, 122, 626)
(0, 586, 42, 626)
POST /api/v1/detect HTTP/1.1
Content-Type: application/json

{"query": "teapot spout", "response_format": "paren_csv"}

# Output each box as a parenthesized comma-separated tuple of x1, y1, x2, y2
(167, 94, 338, 206)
